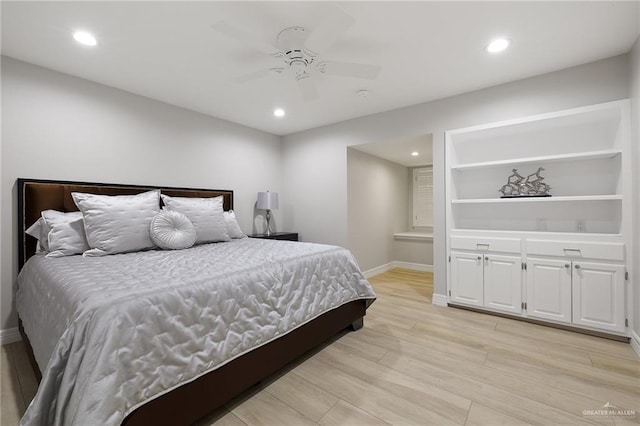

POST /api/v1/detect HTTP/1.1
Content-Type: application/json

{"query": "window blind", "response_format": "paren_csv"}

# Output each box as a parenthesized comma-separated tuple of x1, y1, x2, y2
(413, 166, 433, 227)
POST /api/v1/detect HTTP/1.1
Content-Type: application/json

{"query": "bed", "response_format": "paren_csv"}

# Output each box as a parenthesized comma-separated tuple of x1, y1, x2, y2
(15, 178, 376, 426)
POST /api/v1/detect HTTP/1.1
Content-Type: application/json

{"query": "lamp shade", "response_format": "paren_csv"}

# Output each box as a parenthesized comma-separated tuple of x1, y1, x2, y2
(257, 191, 279, 210)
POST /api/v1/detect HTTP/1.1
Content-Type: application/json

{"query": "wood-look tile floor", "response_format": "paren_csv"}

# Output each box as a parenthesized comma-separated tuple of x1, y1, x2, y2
(2, 268, 639, 425)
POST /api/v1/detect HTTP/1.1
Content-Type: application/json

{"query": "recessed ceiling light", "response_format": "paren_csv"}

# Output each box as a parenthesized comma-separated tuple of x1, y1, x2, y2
(73, 31, 97, 46)
(273, 108, 285, 118)
(486, 38, 510, 53)
(411, 151, 419, 157)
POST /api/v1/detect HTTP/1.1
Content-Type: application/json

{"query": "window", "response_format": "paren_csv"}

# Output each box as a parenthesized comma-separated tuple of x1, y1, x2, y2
(413, 166, 433, 227)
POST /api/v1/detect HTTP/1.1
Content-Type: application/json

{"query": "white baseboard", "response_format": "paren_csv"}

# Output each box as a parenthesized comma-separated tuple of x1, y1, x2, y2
(432, 293, 448, 306)
(0, 327, 21, 345)
(393, 261, 433, 272)
(362, 262, 395, 279)
(631, 330, 640, 359)
(362, 261, 434, 279)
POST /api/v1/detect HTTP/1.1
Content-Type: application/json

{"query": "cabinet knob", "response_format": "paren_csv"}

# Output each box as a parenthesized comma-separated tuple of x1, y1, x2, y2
(564, 264, 570, 268)
(485, 256, 489, 261)
(574, 264, 581, 269)
(477, 256, 482, 260)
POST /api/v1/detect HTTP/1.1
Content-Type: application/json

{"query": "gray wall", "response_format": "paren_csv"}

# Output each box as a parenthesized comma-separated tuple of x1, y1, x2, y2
(346, 149, 433, 271)
(630, 36, 640, 338)
(1, 57, 283, 329)
(282, 54, 630, 299)
(395, 238, 433, 268)
(346, 148, 409, 272)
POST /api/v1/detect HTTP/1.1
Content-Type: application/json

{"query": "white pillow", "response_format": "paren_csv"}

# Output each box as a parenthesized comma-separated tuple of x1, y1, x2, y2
(223, 210, 246, 239)
(72, 190, 160, 256)
(150, 210, 197, 250)
(26, 217, 50, 253)
(41, 210, 90, 258)
(160, 194, 230, 244)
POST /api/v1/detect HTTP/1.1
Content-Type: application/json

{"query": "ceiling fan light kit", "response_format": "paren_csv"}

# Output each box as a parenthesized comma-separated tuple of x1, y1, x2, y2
(213, 8, 381, 101)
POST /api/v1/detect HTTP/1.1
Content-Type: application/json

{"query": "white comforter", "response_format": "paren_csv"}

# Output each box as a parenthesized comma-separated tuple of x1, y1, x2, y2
(16, 238, 375, 425)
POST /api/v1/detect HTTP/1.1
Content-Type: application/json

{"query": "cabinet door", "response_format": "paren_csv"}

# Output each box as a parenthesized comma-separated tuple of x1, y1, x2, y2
(450, 252, 484, 307)
(526, 257, 572, 324)
(483, 254, 522, 315)
(572, 262, 625, 333)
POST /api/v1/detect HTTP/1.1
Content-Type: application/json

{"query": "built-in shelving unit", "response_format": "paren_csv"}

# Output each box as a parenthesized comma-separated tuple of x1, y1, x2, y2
(446, 100, 629, 235)
(444, 100, 633, 337)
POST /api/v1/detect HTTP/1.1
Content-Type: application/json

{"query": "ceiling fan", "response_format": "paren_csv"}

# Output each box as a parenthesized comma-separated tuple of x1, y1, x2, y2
(213, 9, 381, 101)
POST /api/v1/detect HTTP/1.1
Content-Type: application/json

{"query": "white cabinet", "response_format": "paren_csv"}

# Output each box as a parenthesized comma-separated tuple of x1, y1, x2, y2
(450, 252, 484, 307)
(526, 257, 572, 323)
(483, 254, 522, 315)
(450, 251, 522, 315)
(526, 257, 626, 333)
(572, 261, 625, 334)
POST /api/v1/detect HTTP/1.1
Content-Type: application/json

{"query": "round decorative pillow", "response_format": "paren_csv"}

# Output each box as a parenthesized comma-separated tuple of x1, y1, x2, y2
(150, 209, 197, 250)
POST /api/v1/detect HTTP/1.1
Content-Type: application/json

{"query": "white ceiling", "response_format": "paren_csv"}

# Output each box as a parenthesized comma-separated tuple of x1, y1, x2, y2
(351, 134, 433, 167)
(2, 2, 639, 136)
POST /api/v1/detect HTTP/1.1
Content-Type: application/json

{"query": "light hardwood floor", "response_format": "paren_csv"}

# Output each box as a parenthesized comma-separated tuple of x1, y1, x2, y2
(2, 268, 639, 425)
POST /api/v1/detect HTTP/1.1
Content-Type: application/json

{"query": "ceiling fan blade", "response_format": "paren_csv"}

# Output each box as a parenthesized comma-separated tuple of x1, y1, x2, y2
(296, 75, 319, 101)
(234, 68, 284, 84)
(213, 21, 282, 56)
(304, 8, 355, 54)
(318, 61, 381, 79)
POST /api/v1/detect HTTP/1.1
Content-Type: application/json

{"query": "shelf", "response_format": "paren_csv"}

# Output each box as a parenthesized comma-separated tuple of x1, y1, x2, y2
(451, 195, 622, 204)
(394, 232, 433, 241)
(451, 149, 622, 171)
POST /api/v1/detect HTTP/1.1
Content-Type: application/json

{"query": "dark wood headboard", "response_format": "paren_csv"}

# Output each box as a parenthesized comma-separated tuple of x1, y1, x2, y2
(17, 178, 234, 268)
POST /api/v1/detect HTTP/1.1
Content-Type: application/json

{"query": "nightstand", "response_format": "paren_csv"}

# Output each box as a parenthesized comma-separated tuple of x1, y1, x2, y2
(248, 232, 299, 242)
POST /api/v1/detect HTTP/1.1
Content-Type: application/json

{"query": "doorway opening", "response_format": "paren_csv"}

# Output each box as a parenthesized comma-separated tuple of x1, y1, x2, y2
(347, 134, 434, 300)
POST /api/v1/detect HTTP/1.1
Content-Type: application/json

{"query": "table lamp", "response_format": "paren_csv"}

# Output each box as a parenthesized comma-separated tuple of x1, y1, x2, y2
(257, 191, 278, 236)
